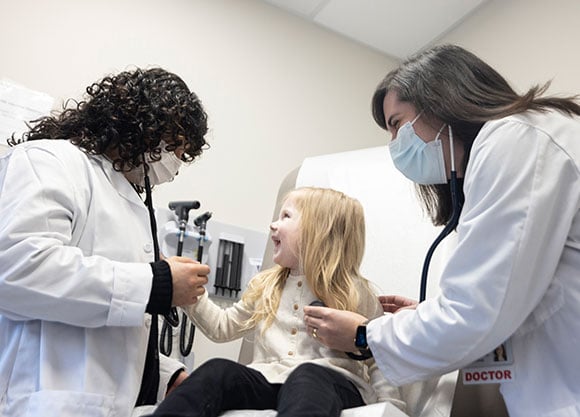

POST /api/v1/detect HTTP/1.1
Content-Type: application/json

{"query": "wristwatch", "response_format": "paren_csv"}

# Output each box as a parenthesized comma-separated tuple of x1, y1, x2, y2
(354, 320, 369, 349)
(347, 320, 372, 360)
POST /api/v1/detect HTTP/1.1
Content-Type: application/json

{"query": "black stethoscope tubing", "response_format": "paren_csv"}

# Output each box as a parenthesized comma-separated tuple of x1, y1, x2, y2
(419, 125, 462, 302)
(419, 171, 461, 302)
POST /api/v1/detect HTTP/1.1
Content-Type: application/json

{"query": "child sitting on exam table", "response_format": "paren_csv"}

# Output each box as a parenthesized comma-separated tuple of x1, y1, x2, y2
(150, 186, 406, 417)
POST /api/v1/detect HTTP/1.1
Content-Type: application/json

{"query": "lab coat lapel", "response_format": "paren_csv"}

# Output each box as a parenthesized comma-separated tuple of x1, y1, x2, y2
(92, 155, 148, 210)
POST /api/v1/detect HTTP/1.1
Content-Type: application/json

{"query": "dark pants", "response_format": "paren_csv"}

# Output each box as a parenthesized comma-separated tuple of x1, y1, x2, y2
(152, 358, 365, 417)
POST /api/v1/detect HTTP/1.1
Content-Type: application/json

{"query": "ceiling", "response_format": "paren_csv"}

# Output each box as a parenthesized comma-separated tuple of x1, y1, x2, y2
(260, 0, 489, 60)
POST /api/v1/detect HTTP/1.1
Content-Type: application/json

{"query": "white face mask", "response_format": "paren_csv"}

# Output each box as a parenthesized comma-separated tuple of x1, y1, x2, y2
(125, 144, 183, 187)
(388, 113, 447, 185)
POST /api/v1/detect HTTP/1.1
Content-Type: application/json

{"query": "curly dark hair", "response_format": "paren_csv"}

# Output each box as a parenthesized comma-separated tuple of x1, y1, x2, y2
(9, 67, 209, 172)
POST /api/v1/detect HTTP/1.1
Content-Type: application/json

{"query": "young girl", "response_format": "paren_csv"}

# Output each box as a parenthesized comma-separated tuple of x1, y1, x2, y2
(151, 187, 405, 417)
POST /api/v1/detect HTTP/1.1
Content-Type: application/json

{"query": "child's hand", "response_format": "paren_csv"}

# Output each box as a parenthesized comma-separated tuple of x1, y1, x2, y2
(379, 295, 418, 313)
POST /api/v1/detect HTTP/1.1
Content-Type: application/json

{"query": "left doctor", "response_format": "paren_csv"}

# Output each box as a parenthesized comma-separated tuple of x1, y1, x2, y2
(0, 67, 210, 417)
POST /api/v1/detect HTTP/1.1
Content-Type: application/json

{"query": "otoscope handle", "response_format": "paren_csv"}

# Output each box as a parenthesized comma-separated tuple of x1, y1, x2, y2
(194, 211, 212, 263)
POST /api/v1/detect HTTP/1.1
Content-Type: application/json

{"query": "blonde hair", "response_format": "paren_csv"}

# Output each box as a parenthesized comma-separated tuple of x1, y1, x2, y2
(242, 187, 373, 331)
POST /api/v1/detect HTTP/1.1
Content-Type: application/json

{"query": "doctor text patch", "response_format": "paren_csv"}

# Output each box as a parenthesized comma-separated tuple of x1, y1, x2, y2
(462, 369, 513, 384)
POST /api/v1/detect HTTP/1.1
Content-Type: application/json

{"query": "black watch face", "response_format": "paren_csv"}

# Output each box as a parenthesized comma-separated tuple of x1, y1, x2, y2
(355, 325, 367, 348)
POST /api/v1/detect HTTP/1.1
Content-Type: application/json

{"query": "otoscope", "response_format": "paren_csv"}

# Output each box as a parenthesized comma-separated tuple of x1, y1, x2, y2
(194, 211, 212, 261)
(419, 126, 462, 302)
(169, 201, 201, 258)
(178, 210, 213, 357)
(160, 200, 201, 356)
(166, 201, 201, 327)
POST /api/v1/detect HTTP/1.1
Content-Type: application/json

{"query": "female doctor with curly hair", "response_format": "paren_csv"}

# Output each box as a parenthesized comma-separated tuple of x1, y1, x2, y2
(0, 68, 210, 417)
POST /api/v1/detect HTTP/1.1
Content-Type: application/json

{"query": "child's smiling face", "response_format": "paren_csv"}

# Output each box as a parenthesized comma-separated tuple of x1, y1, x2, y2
(270, 194, 301, 274)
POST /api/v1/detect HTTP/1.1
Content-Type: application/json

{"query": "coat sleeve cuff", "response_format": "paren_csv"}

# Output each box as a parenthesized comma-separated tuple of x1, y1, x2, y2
(147, 260, 173, 314)
(106, 262, 153, 327)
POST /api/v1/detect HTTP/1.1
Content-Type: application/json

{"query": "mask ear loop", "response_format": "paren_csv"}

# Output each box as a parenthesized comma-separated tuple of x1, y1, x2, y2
(419, 125, 462, 302)
(410, 111, 423, 125)
(434, 124, 446, 141)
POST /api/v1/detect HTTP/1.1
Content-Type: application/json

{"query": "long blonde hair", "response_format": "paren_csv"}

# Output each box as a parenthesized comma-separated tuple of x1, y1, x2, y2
(242, 187, 372, 331)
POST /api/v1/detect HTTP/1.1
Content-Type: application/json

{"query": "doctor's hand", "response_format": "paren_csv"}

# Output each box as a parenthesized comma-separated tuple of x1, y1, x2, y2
(379, 295, 418, 314)
(303, 306, 367, 352)
(165, 256, 209, 307)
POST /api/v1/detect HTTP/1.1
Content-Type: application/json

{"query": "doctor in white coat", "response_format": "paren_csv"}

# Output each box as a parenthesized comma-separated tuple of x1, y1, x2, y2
(0, 68, 210, 417)
(304, 44, 580, 417)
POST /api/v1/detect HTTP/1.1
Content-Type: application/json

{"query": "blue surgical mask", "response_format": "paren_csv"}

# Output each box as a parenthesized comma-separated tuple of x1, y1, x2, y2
(388, 114, 447, 185)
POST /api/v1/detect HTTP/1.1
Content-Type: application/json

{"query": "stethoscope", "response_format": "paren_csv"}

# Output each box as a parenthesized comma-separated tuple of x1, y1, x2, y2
(419, 125, 463, 302)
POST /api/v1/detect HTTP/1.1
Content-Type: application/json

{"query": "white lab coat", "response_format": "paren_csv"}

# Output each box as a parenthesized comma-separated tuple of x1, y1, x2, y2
(369, 110, 580, 417)
(0, 140, 182, 417)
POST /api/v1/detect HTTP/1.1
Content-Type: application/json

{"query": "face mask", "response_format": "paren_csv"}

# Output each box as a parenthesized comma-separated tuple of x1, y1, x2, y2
(388, 114, 447, 185)
(125, 144, 183, 187)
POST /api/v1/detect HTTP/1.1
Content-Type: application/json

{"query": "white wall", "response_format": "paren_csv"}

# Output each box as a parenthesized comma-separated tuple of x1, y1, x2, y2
(439, 0, 580, 96)
(0, 0, 397, 234)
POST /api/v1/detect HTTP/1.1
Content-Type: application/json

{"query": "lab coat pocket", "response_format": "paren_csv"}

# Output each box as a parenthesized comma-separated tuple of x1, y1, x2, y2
(26, 390, 115, 417)
(514, 279, 564, 337)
